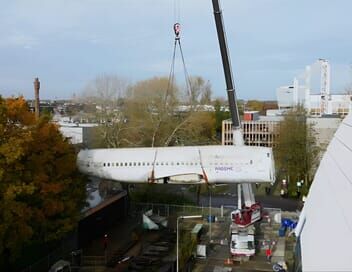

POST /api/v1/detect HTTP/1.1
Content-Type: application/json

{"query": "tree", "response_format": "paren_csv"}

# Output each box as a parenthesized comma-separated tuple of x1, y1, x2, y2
(81, 74, 130, 148)
(274, 105, 319, 197)
(125, 77, 179, 147)
(0, 97, 86, 263)
(245, 100, 265, 113)
(187, 76, 212, 106)
(213, 99, 230, 140)
(80, 75, 217, 148)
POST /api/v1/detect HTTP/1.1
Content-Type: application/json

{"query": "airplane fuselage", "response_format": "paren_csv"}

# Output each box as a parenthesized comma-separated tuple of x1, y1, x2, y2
(77, 145, 275, 184)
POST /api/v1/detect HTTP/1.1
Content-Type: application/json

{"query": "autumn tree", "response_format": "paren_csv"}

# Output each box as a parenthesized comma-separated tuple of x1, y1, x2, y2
(125, 77, 179, 147)
(274, 105, 319, 197)
(0, 97, 86, 264)
(81, 75, 217, 148)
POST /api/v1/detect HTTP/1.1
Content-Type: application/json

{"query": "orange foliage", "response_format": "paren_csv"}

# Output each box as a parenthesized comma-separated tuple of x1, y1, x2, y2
(6, 96, 35, 125)
(0, 96, 87, 260)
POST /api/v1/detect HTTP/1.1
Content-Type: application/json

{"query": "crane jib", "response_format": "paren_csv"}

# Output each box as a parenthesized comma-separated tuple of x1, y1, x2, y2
(212, 0, 241, 129)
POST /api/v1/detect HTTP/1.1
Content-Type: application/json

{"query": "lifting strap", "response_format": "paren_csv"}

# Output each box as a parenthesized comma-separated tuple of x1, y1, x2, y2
(165, 23, 192, 104)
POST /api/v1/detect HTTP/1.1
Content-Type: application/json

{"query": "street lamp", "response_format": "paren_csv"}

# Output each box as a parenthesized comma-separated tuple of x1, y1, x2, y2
(177, 215, 202, 272)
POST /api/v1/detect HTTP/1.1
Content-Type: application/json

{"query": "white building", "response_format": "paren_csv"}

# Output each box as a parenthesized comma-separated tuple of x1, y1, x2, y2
(277, 59, 352, 117)
(53, 115, 98, 145)
(295, 113, 352, 271)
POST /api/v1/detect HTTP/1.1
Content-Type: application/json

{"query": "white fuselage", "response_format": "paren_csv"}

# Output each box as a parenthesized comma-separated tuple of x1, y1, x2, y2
(77, 145, 275, 184)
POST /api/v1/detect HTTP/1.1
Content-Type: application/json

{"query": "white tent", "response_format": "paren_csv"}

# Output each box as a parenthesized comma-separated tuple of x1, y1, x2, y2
(296, 113, 352, 271)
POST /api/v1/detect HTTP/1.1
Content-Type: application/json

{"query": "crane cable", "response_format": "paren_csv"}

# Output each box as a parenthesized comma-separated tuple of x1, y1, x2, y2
(165, 22, 192, 105)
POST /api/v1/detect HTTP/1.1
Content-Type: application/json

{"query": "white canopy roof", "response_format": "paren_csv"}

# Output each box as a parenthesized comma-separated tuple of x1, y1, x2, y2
(297, 113, 352, 271)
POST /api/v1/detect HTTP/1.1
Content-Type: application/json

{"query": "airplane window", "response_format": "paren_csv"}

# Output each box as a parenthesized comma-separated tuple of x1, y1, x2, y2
(107, 163, 110, 167)
(190, 162, 193, 166)
(176, 162, 179, 165)
(112, 163, 114, 167)
(129, 162, 132, 166)
(138, 162, 141, 166)
(103, 163, 106, 167)
(186, 162, 189, 165)
(156, 162, 159, 166)
(143, 162, 145, 166)
(147, 162, 150, 166)
(250, 160, 253, 164)
(125, 162, 128, 166)
(161, 162, 163, 166)
(181, 162, 184, 165)
(133, 162, 136, 166)
(165, 162, 168, 166)
(171, 162, 174, 165)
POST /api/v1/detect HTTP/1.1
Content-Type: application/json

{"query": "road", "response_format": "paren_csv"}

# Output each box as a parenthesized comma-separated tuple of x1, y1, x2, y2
(196, 194, 301, 211)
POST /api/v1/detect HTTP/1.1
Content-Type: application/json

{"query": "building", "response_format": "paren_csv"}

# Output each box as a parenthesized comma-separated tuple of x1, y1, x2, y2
(222, 112, 340, 153)
(277, 59, 352, 117)
(53, 115, 99, 146)
(222, 113, 283, 147)
(295, 113, 352, 272)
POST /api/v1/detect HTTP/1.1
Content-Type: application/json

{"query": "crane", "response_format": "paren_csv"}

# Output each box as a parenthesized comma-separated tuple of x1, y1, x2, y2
(211, 0, 265, 229)
(77, 0, 274, 244)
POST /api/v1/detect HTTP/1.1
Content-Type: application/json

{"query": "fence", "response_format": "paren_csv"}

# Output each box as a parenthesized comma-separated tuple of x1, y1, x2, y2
(130, 202, 235, 219)
(130, 202, 281, 223)
(21, 203, 281, 271)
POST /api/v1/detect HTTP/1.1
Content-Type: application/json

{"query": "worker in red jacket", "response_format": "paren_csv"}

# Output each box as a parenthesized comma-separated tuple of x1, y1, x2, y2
(266, 247, 272, 263)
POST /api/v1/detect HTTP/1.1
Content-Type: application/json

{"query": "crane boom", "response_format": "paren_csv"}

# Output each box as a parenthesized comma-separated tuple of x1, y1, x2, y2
(212, 0, 264, 234)
(212, 0, 241, 130)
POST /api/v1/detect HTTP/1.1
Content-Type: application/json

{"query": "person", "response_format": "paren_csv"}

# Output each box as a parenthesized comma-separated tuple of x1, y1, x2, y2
(280, 189, 285, 198)
(103, 234, 108, 251)
(266, 247, 272, 263)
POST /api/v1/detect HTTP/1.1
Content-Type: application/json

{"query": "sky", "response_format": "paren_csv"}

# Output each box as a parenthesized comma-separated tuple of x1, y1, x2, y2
(0, 0, 352, 100)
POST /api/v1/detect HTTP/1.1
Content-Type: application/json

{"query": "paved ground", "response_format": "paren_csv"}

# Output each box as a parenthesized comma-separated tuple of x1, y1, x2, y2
(193, 209, 291, 272)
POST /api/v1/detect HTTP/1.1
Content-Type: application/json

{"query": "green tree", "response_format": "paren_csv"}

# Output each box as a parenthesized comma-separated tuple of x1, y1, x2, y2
(0, 97, 86, 262)
(213, 99, 230, 140)
(274, 105, 319, 197)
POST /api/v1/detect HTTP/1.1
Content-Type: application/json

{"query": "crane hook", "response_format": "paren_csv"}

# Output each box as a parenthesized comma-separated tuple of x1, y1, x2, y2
(173, 23, 181, 40)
